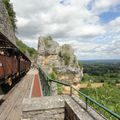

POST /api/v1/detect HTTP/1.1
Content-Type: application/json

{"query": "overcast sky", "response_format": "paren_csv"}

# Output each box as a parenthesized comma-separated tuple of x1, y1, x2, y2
(11, 0, 120, 60)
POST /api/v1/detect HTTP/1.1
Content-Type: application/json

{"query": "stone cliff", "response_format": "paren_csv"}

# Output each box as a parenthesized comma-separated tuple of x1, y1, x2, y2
(0, 0, 16, 44)
(37, 36, 83, 84)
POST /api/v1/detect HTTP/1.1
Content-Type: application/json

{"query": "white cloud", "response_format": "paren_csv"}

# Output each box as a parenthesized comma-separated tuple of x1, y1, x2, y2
(68, 25, 105, 37)
(91, 0, 120, 14)
(17, 17, 30, 27)
(102, 17, 120, 56)
(109, 17, 120, 27)
(10, 0, 120, 59)
(11, 0, 104, 39)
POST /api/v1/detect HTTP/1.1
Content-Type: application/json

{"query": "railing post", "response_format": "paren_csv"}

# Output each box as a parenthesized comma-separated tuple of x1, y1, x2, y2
(86, 97, 88, 111)
(70, 86, 72, 96)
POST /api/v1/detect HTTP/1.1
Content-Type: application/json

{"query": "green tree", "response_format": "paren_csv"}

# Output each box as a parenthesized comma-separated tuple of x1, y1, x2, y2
(16, 39, 37, 59)
(2, 0, 17, 31)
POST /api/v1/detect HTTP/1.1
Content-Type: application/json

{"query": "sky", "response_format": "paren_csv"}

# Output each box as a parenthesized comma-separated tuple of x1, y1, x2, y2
(10, 0, 120, 60)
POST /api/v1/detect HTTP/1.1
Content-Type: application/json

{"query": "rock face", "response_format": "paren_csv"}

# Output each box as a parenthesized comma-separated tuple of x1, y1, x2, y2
(0, 0, 16, 44)
(37, 36, 83, 84)
(38, 36, 60, 70)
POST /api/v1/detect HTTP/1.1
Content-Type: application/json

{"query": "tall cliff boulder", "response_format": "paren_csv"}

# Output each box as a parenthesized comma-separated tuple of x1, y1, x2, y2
(37, 36, 83, 84)
(37, 36, 61, 73)
(0, 0, 16, 44)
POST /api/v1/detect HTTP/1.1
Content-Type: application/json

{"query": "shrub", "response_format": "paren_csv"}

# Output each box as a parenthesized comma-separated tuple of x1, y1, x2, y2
(49, 71, 57, 79)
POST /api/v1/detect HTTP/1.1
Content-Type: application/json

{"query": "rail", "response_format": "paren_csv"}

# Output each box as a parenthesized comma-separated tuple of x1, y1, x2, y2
(38, 67, 51, 96)
(38, 66, 120, 120)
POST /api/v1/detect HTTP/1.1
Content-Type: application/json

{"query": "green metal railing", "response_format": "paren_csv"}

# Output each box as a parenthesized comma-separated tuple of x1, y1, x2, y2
(38, 66, 120, 120)
(38, 67, 51, 96)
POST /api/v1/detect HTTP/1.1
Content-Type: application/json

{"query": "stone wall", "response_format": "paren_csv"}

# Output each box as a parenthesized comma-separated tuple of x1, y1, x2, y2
(0, 0, 16, 44)
(22, 95, 105, 120)
(23, 108, 64, 120)
(65, 103, 80, 120)
(22, 96, 65, 120)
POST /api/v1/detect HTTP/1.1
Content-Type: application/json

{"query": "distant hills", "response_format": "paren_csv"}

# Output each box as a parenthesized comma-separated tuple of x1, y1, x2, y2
(79, 59, 120, 64)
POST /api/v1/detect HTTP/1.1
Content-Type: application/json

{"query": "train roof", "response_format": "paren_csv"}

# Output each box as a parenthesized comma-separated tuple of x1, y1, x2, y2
(0, 32, 31, 63)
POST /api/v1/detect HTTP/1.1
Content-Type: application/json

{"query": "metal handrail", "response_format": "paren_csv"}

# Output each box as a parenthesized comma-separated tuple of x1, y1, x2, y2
(47, 76, 70, 86)
(38, 66, 70, 87)
(38, 67, 51, 96)
(38, 66, 120, 120)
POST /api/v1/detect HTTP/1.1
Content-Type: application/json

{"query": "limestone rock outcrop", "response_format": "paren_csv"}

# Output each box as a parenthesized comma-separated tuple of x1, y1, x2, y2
(0, 0, 16, 44)
(37, 36, 61, 74)
(37, 36, 83, 84)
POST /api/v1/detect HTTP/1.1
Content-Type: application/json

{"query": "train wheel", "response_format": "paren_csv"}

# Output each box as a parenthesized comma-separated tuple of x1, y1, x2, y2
(1, 83, 11, 93)
(6, 78, 12, 86)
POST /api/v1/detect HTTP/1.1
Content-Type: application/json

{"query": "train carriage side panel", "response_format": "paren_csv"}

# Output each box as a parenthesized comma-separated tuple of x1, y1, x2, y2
(15, 57, 19, 75)
(12, 56, 18, 76)
(4, 56, 12, 78)
(23, 60, 26, 71)
(18, 57, 20, 75)
(20, 58, 24, 74)
(20, 59, 22, 73)
(0, 55, 4, 81)
(24, 61, 27, 71)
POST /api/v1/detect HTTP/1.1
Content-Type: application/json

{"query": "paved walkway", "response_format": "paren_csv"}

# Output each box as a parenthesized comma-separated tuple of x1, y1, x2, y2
(0, 69, 42, 120)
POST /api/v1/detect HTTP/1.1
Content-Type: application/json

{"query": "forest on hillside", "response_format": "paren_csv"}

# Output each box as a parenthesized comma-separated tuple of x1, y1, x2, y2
(16, 39, 37, 59)
(79, 60, 120, 120)
(80, 60, 120, 84)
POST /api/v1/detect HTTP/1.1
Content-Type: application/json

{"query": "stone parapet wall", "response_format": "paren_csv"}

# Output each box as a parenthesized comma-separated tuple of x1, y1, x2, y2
(23, 108, 64, 120)
(22, 96, 65, 120)
(0, 0, 16, 44)
(64, 95, 105, 120)
(22, 95, 105, 120)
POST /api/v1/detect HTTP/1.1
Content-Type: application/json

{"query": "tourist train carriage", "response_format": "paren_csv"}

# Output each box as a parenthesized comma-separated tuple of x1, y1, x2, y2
(0, 32, 31, 86)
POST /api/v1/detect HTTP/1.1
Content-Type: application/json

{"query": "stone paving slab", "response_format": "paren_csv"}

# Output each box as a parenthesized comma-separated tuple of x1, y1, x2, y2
(22, 96, 65, 112)
(22, 96, 65, 120)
